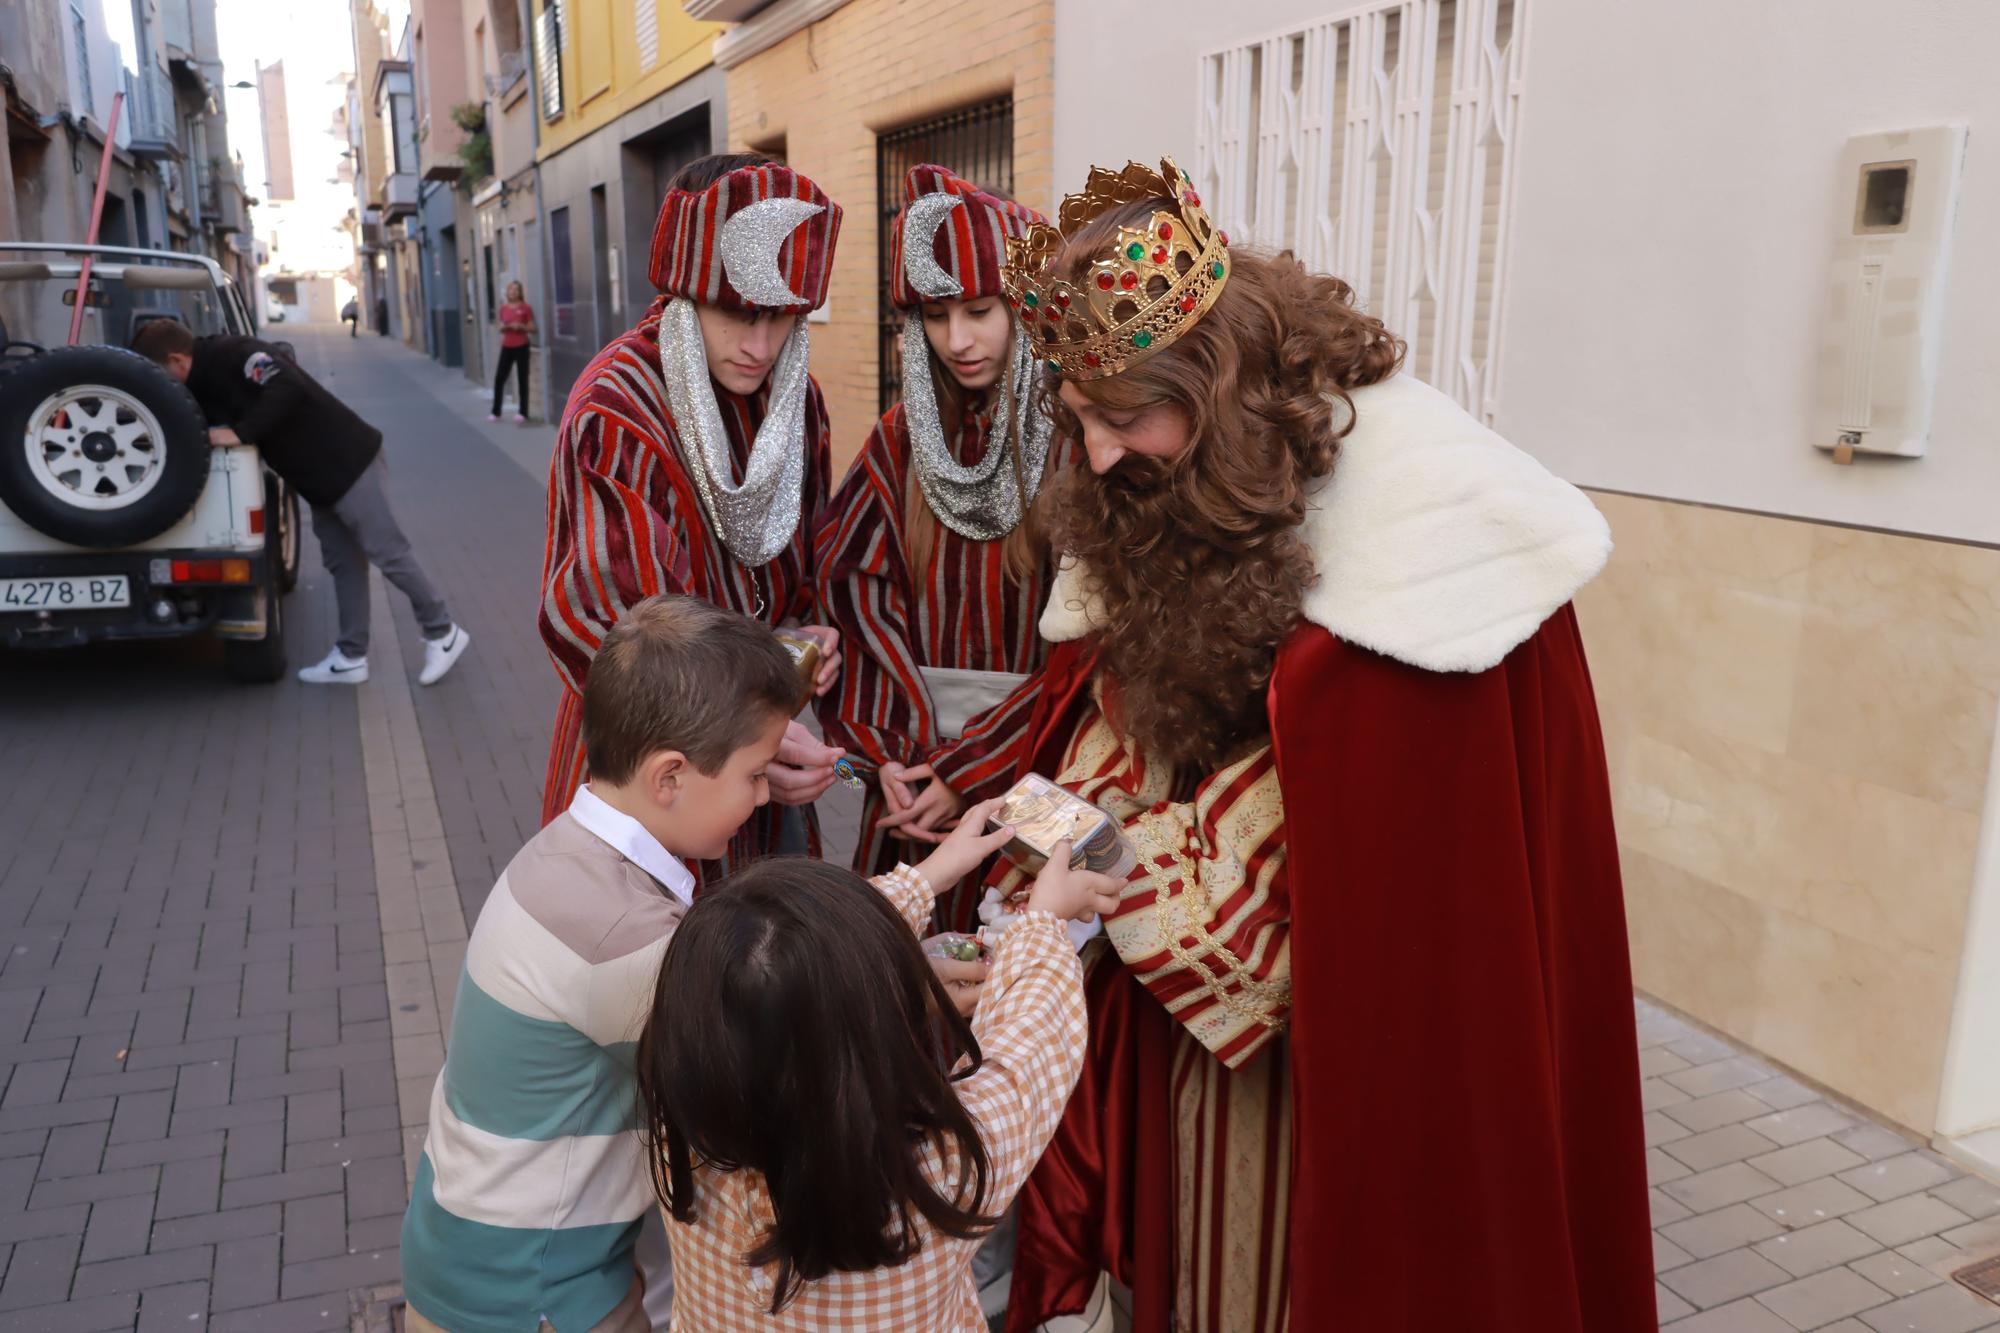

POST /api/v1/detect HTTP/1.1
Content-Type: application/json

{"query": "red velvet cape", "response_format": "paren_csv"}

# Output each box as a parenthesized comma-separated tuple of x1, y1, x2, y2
(1006, 604, 1658, 1332)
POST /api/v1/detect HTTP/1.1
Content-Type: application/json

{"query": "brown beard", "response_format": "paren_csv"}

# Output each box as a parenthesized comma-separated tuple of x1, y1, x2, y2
(1045, 452, 1316, 774)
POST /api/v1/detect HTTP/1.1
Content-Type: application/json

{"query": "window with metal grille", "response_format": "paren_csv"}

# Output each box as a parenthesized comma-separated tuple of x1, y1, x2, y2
(535, 0, 565, 121)
(1196, 0, 1524, 422)
(635, 0, 660, 71)
(70, 6, 93, 112)
(875, 97, 1013, 415)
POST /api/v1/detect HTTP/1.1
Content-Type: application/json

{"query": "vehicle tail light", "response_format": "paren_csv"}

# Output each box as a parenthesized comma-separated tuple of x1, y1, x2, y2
(248, 507, 265, 535)
(167, 559, 252, 584)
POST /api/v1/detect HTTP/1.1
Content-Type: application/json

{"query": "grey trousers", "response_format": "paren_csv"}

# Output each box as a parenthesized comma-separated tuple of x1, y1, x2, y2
(311, 453, 451, 657)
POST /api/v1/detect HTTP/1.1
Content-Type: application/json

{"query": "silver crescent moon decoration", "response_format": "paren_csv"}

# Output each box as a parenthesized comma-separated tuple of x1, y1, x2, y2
(901, 192, 965, 299)
(717, 196, 825, 307)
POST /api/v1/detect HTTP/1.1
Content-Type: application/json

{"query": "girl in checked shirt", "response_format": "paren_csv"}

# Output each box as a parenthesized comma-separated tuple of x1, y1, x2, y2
(632, 802, 1121, 1330)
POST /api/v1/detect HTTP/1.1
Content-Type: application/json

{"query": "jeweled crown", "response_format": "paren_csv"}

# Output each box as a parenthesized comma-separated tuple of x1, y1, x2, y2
(1001, 156, 1230, 381)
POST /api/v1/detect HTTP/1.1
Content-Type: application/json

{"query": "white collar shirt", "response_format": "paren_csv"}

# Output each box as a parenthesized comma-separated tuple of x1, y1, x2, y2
(568, 784, 697, 906)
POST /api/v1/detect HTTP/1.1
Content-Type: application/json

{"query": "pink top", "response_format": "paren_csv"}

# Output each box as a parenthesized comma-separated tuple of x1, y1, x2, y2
(499, 301, 535, 349)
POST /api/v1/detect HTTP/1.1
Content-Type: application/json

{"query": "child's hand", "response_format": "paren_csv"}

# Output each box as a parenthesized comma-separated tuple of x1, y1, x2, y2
(924, 944, 988, 1018)
(1025, 841, 1125, 922)
(910, 796, 1013, 891)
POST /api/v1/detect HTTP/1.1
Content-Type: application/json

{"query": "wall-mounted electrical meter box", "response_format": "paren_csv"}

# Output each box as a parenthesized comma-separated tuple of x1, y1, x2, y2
(1812, 125, 1967, 459)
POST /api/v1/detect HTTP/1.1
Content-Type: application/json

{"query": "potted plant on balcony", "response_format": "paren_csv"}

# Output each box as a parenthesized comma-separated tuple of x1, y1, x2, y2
(451, 102, 492, 186)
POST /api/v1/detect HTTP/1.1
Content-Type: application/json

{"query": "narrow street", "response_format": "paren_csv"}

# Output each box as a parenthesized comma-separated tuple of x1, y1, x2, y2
(0, 327, 1992, 1331)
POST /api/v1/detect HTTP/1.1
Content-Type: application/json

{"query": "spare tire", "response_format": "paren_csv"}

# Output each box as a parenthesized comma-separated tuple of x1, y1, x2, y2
(0, 345, 211, 548)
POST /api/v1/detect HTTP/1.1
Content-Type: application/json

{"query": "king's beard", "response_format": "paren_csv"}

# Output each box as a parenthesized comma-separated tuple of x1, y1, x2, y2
(1046, 453, 1314, 774)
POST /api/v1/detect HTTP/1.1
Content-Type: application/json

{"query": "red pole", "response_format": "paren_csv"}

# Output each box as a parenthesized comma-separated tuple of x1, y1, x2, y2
(67, 90, 124, 346)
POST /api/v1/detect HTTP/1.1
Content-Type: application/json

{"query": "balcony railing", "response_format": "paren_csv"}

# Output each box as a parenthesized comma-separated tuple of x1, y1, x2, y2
(384, 171, 419, 218)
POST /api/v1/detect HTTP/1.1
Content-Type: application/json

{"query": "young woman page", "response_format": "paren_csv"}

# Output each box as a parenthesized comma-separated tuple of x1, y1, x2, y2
(815, 166, 1062, 932)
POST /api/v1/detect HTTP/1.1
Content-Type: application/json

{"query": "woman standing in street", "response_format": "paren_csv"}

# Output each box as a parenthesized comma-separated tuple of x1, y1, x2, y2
(491, 280, 535, 421)
(815, 165, 1061, 934)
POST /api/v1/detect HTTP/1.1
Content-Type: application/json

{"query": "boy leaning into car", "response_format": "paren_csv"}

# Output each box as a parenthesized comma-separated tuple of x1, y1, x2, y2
(131, 319, 469, 687)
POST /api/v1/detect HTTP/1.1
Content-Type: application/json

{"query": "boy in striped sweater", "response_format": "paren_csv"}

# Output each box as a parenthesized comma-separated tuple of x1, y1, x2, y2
(399, 595, 806, 1333)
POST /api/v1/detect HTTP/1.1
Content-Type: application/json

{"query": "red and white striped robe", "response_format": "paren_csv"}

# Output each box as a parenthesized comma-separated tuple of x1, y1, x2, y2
(813, 403, 1054, 930)
(996, 690, 1293, 1331)
(538, 296, 832, 882)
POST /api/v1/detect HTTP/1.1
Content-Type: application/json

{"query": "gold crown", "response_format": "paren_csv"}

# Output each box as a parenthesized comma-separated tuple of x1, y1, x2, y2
(1001, 156, 1231, 381)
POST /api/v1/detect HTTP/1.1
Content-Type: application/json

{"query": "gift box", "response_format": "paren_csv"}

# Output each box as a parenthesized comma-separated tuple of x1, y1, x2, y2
(987, 774, 1135, 878)
(773, 628, 822, 686)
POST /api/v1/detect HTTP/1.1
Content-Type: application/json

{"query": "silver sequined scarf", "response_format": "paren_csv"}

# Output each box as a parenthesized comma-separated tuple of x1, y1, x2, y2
(657, 297, 810, 568)
(900, 317, 1055, 541)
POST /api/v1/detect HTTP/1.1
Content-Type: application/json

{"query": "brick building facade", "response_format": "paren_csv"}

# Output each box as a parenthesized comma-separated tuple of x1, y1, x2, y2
(707, 0, 1056, 472)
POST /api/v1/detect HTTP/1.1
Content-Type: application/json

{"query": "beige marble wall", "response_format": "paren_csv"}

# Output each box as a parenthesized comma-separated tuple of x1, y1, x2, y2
(1577, 492, 2000, 1133)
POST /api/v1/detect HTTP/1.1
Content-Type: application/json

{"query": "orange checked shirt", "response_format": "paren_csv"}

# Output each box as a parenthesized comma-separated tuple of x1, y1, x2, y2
(662, 866, 1087, 1331)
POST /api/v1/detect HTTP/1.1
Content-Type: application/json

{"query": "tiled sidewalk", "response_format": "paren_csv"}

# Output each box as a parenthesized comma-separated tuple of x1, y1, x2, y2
(1641, 999, 2000, 1331)
(0, 496, 405, 1329)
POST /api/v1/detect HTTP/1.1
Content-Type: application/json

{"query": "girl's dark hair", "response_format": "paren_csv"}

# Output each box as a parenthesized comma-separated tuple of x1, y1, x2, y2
(634, 858, 996, 1311)
(663, 151, 778, 196)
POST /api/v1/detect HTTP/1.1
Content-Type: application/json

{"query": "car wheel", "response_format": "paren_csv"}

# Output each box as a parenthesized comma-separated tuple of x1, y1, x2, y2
(223, 574, 286, 684)
(0, 346, 210, 548)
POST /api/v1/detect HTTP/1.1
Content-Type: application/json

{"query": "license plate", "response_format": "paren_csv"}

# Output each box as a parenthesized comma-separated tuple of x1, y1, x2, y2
(0, 575, 131, 611)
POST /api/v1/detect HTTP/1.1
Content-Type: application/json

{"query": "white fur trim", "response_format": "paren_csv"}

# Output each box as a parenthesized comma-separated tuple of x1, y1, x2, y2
(1038, 374, 1612, 675)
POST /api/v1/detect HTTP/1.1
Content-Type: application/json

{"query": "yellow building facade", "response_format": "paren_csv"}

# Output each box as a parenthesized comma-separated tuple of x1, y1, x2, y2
(527, 0, 728, 399)
(533, 0, 721, 159)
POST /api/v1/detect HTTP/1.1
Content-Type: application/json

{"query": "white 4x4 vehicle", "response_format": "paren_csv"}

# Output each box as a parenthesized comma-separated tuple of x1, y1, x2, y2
(0, 243, 299, 682)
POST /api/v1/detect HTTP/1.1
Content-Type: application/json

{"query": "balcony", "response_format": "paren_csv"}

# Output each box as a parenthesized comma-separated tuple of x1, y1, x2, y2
(383, 170, 419, 219)
(120, 67, 181, 161)
(201, 162, 247, 234)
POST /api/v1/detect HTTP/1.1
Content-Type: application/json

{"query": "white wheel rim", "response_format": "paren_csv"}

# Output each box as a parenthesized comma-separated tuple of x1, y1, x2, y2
(25, 384, 171, 511)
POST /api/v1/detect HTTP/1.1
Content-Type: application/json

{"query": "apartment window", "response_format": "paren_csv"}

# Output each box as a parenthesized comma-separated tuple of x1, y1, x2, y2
(1195, 0, 1524, 420)
(492, 0, 524, 61)
(383, 93, 414, 174)
(535, 1, 565, 121)
(874, 97, 1013, 413)
(550, 205, 575, 336)
(635, 0, 660, 72)
(70, 6, 93, 112)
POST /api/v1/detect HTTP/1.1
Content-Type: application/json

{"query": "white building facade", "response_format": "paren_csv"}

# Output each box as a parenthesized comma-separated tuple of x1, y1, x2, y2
(1054, 0, 2000, 1167)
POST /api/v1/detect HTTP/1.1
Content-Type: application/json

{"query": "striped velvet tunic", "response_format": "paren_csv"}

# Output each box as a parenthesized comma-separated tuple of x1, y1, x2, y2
(814, 402, 1053, 929)
(539, 296, 831, 881)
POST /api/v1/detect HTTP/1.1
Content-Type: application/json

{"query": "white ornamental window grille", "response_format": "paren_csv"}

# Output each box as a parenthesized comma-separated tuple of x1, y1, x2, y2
(635, 0, 660, 72)
(1196, 0, 1525, 422)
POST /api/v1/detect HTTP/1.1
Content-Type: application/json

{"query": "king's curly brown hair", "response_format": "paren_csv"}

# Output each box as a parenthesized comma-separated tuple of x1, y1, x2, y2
(1038, 199, 1404, 771)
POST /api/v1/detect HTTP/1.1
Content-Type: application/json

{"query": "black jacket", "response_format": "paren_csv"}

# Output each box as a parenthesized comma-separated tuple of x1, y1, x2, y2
(187, 335, 381, 505)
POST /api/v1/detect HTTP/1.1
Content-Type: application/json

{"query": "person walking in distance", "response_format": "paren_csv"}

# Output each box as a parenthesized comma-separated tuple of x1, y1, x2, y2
(342, 297, 359, 338)
(132, 318, 471, 688)
(491, 281, 535, 422)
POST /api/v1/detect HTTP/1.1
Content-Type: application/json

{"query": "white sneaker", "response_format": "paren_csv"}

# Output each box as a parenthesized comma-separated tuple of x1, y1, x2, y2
(514, 413, 529, 424)
(298, 648, 369, 685)
(419, 624, 470, 685)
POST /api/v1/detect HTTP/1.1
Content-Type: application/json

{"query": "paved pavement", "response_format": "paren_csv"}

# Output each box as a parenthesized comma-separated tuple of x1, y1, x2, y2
(0, 326, 1994, 1330)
